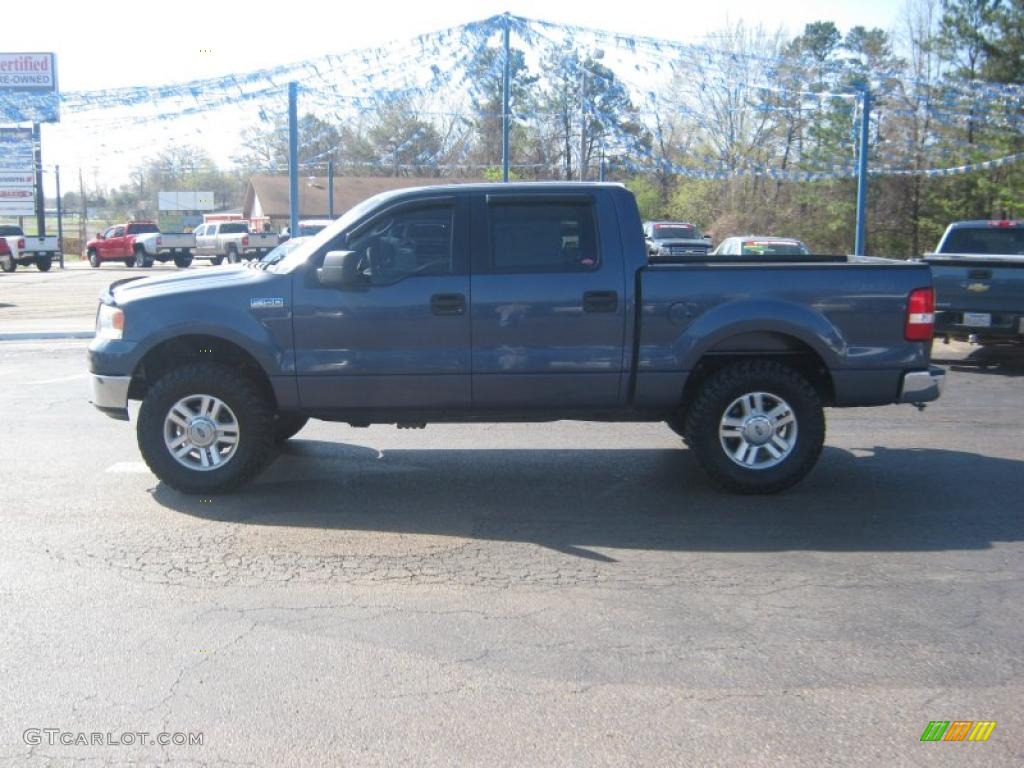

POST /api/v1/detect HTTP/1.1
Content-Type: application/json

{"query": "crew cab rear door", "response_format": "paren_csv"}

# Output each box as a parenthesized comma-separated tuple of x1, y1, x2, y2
(469, 190, 628, 408)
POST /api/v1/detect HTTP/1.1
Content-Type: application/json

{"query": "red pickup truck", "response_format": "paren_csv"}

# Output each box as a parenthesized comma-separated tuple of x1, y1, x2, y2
(85, 222, 194, 268)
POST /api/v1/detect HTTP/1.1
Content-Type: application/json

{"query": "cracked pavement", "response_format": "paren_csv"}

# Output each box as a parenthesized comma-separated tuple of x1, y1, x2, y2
(0, 336, 1021, 766)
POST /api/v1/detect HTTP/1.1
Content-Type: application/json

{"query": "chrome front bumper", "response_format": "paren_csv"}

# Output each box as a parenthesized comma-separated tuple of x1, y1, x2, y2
(899, 367, 945, 404)
(90, 373, 131, 420)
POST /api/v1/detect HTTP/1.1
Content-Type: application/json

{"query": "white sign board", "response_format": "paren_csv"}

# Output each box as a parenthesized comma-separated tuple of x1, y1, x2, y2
(0, 53, 57, 91)
(159, 190, 215, 211)
(0, 128, 35, 215)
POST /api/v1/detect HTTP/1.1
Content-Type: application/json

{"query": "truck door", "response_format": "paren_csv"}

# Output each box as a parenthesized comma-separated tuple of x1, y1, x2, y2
(196, 225, 214, 255)
(469, 191, 628, 408)
(99, 226, 125, 259)
(292, 195, 472, 410)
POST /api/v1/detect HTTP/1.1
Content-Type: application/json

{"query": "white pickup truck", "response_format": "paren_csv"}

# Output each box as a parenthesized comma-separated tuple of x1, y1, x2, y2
(192, 221, 277, 264)
(131, 230, 196, 268)
(0, 225, 61, 272)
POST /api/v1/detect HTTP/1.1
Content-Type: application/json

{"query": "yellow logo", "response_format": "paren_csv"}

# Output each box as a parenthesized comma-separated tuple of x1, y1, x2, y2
(966, 282, 990, 292)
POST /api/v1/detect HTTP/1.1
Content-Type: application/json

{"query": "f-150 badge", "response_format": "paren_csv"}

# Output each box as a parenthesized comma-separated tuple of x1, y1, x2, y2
(250, 297, 285, 309)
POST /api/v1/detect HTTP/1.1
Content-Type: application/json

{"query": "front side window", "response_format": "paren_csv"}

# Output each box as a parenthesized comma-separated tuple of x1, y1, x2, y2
(346, 203, 454, 285)
(488, 200, 599, 272)
(112, 227, 125, 238)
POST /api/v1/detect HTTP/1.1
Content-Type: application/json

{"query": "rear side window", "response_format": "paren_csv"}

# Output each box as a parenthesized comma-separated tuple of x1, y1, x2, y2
(126, 223, 159, 234)
(488, 201, 599, 272)
(220, 222, 249, 234)
(941, 228, 1024, 255)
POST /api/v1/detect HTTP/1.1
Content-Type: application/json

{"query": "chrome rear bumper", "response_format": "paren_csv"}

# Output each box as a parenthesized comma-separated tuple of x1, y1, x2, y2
(900, 367, 945, 404)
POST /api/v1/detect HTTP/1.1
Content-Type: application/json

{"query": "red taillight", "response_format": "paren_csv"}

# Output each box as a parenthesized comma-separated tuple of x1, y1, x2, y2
(0, 241, 9, 255)
(17, 238, 25, 250)
(242, 235, 249, 246)
(989, 219, 1021, 228)
(156, 236, 162, 246)
(905, 287, 935, 341)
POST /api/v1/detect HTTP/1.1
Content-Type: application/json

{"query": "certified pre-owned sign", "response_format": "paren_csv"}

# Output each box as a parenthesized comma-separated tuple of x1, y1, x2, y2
(0, 53, 57, 91)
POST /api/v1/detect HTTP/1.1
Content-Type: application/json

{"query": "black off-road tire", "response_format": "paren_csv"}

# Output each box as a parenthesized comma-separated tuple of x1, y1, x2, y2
(35, 255, 53, 272)
(136, 247, 153, 268)
(173, 253, 193, 268)
(212, 255, 224, 266)
(274, 413, 309, 443)
(124, 256, 136, 268)
(137, 362, 276, 494)
(88, 249, 100, 268)
(227, 246, 241, 264)
(1, 258, 15, 273)
(684, 360, 825, 494)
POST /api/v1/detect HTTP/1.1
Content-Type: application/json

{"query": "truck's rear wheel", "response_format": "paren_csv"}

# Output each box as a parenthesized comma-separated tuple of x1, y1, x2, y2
(173, 253, 193, 268)
(684, 360, 825, 494)
(136, 247, 153, 268)
(124, 256, 136, 268)
(35, 255, 52, 272)
(88, 249, 100, 268)
(212, 255, 224, 266)
(227, 246, 241, 264)
(137, 362, 276, 494)
(1, 258, 15, 273)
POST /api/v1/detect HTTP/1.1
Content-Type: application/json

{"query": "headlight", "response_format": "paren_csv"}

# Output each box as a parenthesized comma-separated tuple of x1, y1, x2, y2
(96, 304, 124, 340)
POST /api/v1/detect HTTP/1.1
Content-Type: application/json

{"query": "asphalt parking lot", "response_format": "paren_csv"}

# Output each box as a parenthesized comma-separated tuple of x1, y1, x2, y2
(0, 265, 1022, 766)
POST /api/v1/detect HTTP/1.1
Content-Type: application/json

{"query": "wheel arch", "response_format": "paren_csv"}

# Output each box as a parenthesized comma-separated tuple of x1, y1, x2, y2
(128, 333, 278, 409)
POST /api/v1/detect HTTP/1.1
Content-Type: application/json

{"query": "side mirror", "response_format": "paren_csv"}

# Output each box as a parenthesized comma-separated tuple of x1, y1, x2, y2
(317, 250, 360, 288)
(96, 232, 105, 240)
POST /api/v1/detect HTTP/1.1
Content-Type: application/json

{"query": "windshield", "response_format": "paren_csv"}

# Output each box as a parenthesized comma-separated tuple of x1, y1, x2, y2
(299, 223, 328, 236)
(219, 222, 250, 234)
(126, 223, 159, 234)
(740, 240, 809, 256)
(257, 237, 308, 269)
(0, 225, 24, 236)
(653, 224, 698, 239)
(941, 227, 1024, 255)
(269, 193, 399, 273)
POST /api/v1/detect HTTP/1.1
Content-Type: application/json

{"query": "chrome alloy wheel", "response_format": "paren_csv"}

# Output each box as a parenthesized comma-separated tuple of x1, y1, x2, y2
(718, 391, 798, 470)
(163, 395, 240, 471)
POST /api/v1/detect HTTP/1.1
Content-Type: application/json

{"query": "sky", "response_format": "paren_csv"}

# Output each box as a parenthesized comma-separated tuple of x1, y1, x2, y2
(5, 0, 908, 194)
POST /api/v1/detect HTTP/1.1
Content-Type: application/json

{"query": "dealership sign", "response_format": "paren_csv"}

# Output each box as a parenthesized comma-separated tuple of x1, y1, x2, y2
(0, 53, 59, 122)
(0, 128, 36, 215)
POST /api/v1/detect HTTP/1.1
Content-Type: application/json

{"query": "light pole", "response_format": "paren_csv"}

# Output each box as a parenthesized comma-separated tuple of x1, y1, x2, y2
(579, 49, 604, 182)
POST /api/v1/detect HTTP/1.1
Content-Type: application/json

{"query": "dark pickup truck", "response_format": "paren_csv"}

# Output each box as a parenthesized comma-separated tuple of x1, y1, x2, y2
(89, 183, 944, 495)
(925, 219, 1024, 344)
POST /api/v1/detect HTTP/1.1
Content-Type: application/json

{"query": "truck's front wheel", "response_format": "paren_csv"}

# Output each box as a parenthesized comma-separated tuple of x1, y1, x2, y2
(137, 362, 276, 494)
(684, 360, 825, 494)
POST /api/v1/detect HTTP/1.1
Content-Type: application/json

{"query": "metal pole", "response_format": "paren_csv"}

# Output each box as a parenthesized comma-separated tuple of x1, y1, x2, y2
(599, 151, 605, 182)
(854, 88, 871, 256)
(328, 159, 335, 218)
(288, 82, 299, 237)
(32, 123, 45, 237)
(79, 167, 86, 251)
(579, 64, 586, 181)
(501, 13, 511, 183)
(55, 164, 64, 268)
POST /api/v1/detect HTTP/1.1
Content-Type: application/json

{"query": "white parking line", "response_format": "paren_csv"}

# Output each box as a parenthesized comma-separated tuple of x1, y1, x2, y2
(105, 461, 151, 474)
(28, 373, 89, 385)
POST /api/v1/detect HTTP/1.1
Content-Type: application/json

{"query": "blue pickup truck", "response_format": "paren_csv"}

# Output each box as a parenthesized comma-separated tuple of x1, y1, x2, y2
(89, 183, 943, 495)
(925, 219, 1024, 345)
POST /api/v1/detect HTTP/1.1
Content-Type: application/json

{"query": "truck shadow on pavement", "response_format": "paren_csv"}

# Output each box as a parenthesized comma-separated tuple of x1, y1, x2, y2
(152, 442, 1024, 558)
(932, 344, 1024, 377)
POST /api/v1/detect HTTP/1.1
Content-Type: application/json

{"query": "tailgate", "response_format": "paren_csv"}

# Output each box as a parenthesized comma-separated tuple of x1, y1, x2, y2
(927, 257, 1024, 313)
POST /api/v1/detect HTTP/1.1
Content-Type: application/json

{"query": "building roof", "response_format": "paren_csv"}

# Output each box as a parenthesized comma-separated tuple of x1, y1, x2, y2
(243, 175, 488, 220)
